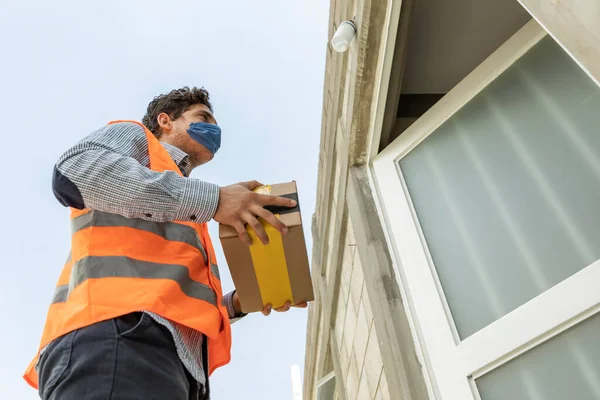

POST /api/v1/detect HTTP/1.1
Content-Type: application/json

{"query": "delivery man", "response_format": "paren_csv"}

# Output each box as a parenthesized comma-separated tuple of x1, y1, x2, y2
(24, 86, 307, 400)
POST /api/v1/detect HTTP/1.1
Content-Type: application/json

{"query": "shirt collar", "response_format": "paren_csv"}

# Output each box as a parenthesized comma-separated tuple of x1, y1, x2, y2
(160, 142, 192, 176)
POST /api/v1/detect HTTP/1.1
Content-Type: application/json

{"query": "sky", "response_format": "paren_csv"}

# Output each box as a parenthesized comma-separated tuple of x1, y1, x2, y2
(0, 1, 328, 398)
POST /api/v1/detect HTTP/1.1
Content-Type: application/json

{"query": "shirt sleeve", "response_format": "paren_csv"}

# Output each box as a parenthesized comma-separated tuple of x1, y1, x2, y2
(223, 290, 247, 323)
(52, 122, 219, 223)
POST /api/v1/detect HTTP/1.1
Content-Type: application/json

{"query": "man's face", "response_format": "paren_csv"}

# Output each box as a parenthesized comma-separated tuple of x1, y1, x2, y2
(159, 103, 218, 168)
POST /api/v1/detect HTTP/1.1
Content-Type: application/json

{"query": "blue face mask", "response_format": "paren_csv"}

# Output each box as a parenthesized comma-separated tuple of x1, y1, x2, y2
(187, 122, 221, 155)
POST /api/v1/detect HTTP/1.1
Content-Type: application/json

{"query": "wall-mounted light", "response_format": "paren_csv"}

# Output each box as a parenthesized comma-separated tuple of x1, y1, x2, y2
(331, 19, 356, 53)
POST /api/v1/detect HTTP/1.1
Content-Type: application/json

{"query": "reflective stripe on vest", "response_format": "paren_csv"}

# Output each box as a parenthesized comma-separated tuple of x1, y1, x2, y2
(71, 210, 209, 265)
(70, 209, 221, 281)
(51, 256, 218, 306)
(51, 285, 69, 304)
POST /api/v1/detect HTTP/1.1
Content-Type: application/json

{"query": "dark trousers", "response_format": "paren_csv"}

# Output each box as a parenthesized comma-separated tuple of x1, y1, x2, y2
(37, 312, 203, 400)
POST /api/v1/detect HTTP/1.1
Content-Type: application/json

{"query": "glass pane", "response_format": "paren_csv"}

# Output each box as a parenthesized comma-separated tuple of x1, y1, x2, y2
(399, 36, 600, 339)
(316, 375, 336, 400)
(476, 311, 600, 400)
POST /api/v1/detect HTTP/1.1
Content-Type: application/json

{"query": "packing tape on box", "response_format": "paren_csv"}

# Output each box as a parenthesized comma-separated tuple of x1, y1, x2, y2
(246, 186, 295, 309)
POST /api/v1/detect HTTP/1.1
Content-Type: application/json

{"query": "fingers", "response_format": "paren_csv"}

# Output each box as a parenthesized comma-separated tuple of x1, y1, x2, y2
(253, 206, 288, 235)
(262, 304, 272, 316)
(274, 302, 291, 312)
(273, 302, 292, 313)
(242, 212, 269, 245)
(223, 183, 296, 246)
(262, 301, 308, 316)
(274, 302, 308, 311)
(214, 183, 298, 248)
(257, 193, 297, 208)
(236, 210, 288, 245)
(233, 221, 252, 246)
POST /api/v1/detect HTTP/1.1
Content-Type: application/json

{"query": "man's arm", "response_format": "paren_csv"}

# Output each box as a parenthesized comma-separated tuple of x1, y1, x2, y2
(54, 122, 298, 244)
(52, 122, 218, 222)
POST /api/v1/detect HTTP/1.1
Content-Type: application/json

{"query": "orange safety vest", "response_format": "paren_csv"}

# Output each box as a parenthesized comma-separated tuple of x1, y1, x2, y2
(24, 120, 231, 389)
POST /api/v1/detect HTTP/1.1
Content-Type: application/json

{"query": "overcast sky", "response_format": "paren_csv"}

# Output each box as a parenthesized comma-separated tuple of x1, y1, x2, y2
(0, 1, 328, 398)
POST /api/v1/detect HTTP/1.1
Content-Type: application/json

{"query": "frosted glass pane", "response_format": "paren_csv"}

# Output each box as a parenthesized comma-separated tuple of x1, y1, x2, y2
(476, 311, 600, 400)
(316, 376, 336, 400)
(399, 36, 600, 339)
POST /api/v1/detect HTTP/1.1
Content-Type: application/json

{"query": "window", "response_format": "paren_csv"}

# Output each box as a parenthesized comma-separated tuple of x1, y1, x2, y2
(372, 20, 600, 399)
(315, 371, 338, 400)
(476, 312, 600, 399)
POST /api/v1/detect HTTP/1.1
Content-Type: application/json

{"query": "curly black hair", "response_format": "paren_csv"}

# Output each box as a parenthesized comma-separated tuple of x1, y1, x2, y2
(142, 86, 213, 137)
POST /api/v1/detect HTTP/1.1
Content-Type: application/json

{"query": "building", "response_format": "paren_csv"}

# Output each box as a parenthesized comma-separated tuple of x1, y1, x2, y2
(303, 0, 600, 399)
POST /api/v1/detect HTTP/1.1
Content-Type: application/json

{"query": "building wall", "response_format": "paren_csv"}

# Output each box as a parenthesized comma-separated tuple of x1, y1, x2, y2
(333, 214, 389, 400)
(308, 1, 600, 399)
(304, 0, 429, 398)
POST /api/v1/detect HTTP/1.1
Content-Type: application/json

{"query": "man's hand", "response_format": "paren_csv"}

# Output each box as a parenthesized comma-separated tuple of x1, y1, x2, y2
(261, 301, 308, 317)
(213, 181, 297, 246)
(232, 291, 308, 316)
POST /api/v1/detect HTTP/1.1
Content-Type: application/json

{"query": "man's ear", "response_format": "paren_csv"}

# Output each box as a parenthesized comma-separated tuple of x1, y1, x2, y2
(157, 112, 173, 136)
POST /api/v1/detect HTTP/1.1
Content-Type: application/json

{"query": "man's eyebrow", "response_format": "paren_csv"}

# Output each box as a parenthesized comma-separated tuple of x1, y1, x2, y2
(197, 109, 216, 123)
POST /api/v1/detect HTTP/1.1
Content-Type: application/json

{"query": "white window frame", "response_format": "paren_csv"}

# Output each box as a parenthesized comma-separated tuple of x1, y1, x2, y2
(315, 371, 337, 400)
(370, 19, 600, 399)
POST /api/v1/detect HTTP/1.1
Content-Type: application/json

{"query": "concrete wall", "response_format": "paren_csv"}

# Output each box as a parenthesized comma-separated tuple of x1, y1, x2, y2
(304, 0, 429, 398)
(333, 214, 390, 400)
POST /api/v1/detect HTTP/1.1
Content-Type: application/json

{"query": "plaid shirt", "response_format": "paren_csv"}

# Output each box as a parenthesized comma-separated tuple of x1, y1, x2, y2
(52, 121, 244, 393)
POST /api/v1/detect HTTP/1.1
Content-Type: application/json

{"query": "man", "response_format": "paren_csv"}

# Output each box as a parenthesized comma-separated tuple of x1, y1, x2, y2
(24, 87, 307, 400)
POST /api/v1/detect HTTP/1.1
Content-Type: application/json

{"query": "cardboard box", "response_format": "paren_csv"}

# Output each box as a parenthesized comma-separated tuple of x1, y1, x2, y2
(219, 182, 314, 313)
